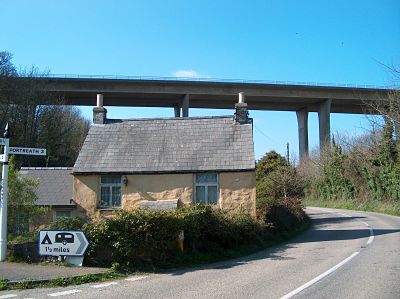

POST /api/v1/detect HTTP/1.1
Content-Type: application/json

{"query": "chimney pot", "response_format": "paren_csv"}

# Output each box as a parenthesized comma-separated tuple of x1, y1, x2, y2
(238, 92, 245, 103)
(97, 94, 103, 107)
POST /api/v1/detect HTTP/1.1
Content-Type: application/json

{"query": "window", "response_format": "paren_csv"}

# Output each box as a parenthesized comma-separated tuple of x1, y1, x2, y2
(194, 173, 219, 205)
(54, 210, 71, 219)
(99, 176, 122, 208)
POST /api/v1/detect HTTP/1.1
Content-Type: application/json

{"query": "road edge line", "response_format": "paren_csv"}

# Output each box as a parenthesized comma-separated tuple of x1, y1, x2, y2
(280, 251, 360, 299)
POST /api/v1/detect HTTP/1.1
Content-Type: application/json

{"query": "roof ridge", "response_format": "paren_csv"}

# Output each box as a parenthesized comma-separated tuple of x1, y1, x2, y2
(105, 115, 233, 123)
(21, 167, 73, 170)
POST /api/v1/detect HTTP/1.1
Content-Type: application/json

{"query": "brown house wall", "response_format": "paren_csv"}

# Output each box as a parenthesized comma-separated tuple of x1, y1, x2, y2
(73, 171, 256, 218)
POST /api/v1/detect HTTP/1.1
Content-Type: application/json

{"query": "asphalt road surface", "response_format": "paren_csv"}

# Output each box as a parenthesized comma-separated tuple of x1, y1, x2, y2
(1, 207, 399, 299)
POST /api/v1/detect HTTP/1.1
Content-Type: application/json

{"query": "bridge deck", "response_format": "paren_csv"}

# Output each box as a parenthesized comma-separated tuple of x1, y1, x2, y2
(42, 77, 390, 114)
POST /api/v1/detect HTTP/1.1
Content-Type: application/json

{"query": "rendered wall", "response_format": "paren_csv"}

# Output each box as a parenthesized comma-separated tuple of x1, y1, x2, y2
(73, 171, 256, 218)
(219, 172, 256, 217)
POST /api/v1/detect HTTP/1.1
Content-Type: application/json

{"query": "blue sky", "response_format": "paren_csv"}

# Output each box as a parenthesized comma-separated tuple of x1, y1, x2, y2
(1, 0, 399, 159)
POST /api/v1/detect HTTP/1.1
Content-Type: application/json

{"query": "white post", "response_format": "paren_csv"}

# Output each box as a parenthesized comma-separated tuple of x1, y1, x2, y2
(0, 124, 10, 262)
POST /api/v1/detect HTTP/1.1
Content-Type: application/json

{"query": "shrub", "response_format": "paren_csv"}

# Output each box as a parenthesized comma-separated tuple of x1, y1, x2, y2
(83, 206, 266, 267)
(257, 198, 306, 232)
(255, 151, 306, 231)
(49, 217, 87, 230)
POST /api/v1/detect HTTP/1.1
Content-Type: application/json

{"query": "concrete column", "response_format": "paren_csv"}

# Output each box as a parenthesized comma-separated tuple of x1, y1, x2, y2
(296, 108, 309, 160)
(317, 99, 332, 149)
(174, 106, 181, 117)
(182, 94, 189, 117)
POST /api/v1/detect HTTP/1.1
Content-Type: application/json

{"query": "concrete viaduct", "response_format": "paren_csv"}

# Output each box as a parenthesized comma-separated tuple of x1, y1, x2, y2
(41, 77, 390, 159)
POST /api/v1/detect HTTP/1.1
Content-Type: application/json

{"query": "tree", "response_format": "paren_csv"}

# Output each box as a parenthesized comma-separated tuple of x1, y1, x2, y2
(0, 51, 89, 166)
(315, 142, 355, 201)
(7, 156, 47, 235)
(256, 151, 304, 207)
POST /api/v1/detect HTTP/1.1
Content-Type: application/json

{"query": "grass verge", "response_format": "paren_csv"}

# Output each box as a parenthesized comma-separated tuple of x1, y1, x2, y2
(304, 198, 400, 216)
(0, 271, 127, 291)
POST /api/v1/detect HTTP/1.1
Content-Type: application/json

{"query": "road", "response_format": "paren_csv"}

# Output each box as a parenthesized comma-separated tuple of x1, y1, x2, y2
(1, 207, 399, 299)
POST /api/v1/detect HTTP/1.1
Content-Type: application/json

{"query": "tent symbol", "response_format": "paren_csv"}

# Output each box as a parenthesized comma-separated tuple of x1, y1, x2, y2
(41, 233, 52, 245)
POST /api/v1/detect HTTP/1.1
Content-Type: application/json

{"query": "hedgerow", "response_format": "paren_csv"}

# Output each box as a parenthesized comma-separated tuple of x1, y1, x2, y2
(82, 205, 268, 267)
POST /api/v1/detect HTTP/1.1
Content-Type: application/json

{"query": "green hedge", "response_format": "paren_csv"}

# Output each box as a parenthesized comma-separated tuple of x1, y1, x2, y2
(82, 205, 266, 267)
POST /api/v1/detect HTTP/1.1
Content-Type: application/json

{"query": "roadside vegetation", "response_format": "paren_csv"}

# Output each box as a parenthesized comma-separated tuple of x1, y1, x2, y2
(0, 51, 89, 167)
(0, 271, 126, 291)
(301, 86, 400, 216)
(40, 203, 307, 271)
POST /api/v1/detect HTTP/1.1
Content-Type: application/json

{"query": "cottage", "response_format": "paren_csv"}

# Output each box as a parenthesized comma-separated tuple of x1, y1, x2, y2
(19, 167, 76, 223)
(72, 96, 256, 217)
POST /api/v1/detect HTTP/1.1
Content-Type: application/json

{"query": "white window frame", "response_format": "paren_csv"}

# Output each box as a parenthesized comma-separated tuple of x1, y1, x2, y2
(99, 175, 122, 209)
(194, 173, 220, 205)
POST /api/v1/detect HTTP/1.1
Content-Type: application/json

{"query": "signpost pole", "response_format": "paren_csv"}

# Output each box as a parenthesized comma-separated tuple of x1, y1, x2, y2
(0, 123, 10, 262)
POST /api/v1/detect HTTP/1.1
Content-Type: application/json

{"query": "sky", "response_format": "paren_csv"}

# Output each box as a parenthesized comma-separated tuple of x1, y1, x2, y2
(1, 0, 399, 160)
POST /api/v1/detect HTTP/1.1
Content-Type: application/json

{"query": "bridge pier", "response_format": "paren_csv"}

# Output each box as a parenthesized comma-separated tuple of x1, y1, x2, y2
(318, 99, 332, 150)
(174, 105, 181, 117)
(182, 94, 189, 117)
(296, 108, 309, 160)
(174, 94, 190, 117)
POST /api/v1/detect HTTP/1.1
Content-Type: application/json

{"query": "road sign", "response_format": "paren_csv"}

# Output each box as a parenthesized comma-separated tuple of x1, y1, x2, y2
(9, 147, 46, 156)
(38, 230, 89, 257)
(0, 155, 5, 162)
(0, 138, 9, 147)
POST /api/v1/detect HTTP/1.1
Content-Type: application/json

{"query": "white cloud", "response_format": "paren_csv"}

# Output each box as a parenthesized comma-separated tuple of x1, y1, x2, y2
(172, 69, 209, 78)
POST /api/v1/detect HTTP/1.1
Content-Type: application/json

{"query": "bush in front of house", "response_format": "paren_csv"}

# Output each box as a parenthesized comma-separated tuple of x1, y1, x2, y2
(82, 205, 266, 268)
(256, 151, 307, 232)
(48, 216, 87, 231)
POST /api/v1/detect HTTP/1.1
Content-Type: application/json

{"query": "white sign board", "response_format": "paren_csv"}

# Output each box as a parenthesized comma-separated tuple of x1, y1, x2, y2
(0, 154, 5, 162)
(9, 147, 46, 156)
(0, 138, 9, 147)
(38, 230, 89, 256)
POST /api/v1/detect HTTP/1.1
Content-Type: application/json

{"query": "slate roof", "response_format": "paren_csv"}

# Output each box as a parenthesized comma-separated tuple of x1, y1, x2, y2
(73, 116, 255, 174)
(19, 167, 74, 206)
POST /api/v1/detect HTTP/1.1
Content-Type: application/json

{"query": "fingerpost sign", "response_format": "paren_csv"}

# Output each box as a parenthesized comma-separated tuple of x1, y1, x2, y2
(0, 123, 47, 262)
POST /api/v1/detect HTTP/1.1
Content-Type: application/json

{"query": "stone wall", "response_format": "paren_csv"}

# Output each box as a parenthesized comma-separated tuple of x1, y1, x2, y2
(73, 171, 256, 218)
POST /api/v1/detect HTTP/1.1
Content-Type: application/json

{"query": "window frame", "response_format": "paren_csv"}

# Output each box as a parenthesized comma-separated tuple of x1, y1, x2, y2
(98, 175, 122, 209)
(194, 173, 220, 205)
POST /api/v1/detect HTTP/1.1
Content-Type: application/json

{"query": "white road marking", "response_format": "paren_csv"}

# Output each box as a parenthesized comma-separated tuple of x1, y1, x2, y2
(359, 220, 374, 245)
(335, 211, 375, 246)
(90, 281, 118, 288)
(48, 289, 81, 297)
(338, 212, 351, 217)
(367, 227, 374, 245)
(280, 251, 360, 299)
(361, 221, 370, 227)
(0, 295, 18, 299)
(125, 275, 148, 282)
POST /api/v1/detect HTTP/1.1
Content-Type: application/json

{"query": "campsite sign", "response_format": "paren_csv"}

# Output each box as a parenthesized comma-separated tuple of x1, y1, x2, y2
(38, 230, 89, 257)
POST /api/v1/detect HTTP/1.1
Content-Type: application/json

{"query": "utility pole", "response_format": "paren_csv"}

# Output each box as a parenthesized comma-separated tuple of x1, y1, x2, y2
(0, 123, 10, 261)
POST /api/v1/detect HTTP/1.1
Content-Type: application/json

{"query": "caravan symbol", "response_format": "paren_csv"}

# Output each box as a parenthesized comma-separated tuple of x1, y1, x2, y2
(55, 232, 74, 245)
